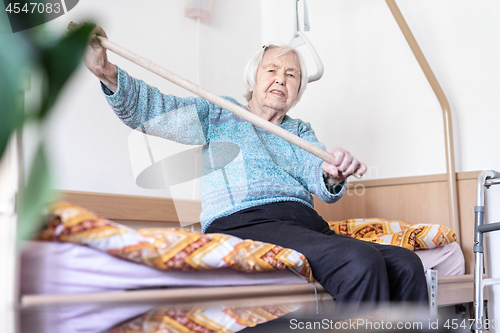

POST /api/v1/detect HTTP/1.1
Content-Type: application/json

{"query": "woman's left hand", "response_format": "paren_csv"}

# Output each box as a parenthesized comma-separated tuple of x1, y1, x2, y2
(321, 147, 367, 186)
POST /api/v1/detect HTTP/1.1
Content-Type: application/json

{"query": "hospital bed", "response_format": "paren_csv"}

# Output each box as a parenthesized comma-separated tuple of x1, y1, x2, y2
(20, 189, 465, 308)
(16, 191, 463, 332)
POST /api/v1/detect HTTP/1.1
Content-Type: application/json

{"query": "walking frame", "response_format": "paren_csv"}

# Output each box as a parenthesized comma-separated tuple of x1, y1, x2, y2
(473, 170, 500, 333)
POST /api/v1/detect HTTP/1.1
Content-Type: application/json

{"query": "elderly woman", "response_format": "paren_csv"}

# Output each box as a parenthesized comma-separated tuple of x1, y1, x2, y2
(80, 24, 428, 311)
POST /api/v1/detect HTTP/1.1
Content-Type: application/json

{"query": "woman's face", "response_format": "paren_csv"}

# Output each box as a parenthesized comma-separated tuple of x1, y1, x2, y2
(250, 47, 301, 115)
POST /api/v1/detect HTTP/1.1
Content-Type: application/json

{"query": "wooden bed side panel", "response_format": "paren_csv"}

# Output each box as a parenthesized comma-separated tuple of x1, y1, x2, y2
(59, 190, 202, 223)
(314, 182, 450, 227)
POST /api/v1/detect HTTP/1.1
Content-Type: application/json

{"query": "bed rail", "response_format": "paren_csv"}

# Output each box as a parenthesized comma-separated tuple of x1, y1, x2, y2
(21, 283, 329, 308)
(385, 0, 461, 244)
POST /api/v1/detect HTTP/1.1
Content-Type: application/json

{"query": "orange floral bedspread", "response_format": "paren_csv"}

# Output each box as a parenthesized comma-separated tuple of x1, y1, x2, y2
(38, 203, 457, 283)
(328, 218, 456, 250)
(38, 202, 314, 281)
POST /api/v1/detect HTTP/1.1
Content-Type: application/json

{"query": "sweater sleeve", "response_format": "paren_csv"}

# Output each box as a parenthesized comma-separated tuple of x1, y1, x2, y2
(102, 66, 210, 145)
(295, 121, 346, 204)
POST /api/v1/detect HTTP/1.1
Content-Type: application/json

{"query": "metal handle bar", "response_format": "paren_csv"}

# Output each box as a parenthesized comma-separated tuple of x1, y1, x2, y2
(478, 222, 500, 233)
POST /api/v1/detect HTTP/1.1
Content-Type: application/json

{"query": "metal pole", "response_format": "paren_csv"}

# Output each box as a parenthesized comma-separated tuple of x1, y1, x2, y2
(385, 0, 461, 244)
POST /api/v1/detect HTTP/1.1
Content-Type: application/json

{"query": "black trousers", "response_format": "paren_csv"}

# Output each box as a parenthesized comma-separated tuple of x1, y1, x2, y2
(206, 201, 428, 310)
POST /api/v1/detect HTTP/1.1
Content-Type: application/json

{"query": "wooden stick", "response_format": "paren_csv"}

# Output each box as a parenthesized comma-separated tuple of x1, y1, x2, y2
(97, 36, 361, 179)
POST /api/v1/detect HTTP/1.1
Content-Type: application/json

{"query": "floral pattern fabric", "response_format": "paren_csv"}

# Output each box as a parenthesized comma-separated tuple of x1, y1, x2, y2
(39, 202, 314, 281)
(38, 203, 456, 285)
(328, 218, 456, 250)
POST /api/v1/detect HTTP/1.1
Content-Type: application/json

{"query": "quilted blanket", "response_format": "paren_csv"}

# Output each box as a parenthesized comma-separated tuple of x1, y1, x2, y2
(328, 218, 456, 250)
(38, 202, 314, 281)
(38, 203, 457, 281)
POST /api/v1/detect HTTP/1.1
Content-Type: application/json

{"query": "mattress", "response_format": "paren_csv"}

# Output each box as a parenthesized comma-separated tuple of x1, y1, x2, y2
(414, 241, 465, 276)
(20, 240, 465, 296)
(20, 241, 308, 295)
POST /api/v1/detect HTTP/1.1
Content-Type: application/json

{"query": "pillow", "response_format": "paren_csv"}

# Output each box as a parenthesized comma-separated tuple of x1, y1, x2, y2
(38, 202, 314, 281)
(328, 218, 456, 250)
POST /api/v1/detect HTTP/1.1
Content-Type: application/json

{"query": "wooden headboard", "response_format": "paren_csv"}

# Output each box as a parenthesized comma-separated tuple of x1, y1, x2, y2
(60, 190, 203, 231)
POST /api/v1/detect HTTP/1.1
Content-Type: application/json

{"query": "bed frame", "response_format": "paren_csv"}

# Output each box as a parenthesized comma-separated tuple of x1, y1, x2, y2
(19, 177, 480, 309)
(13, 0, 485, 316)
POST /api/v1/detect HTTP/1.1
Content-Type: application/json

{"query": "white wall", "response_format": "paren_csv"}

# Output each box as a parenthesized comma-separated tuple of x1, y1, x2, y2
(33, 0, 262, 198)
(262, 0, 500, 180)
(486, 185, 500, 333)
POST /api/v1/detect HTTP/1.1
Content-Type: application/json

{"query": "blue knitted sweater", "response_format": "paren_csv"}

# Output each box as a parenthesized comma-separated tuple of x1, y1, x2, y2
(103, 67, 345, 232)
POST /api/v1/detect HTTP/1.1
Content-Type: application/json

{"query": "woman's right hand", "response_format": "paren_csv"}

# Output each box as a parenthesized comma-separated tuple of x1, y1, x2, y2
(67, 22, 118, 92)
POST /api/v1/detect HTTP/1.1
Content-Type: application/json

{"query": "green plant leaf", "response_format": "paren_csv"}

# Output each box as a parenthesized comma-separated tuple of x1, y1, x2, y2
(17, 143, 54, 241)
(0, 12, 30, 161)
(0, 60, 21, 159)
(38, 22, 93, 118)
(0, 12, 95, 242)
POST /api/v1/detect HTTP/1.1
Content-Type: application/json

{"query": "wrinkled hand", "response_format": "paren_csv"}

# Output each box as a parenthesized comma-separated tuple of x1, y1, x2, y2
(67, 22, 117, 92)
(321, 147, 367, 185)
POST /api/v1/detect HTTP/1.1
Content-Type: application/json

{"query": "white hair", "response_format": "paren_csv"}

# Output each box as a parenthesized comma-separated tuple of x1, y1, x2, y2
(243, 43, 308, 106)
